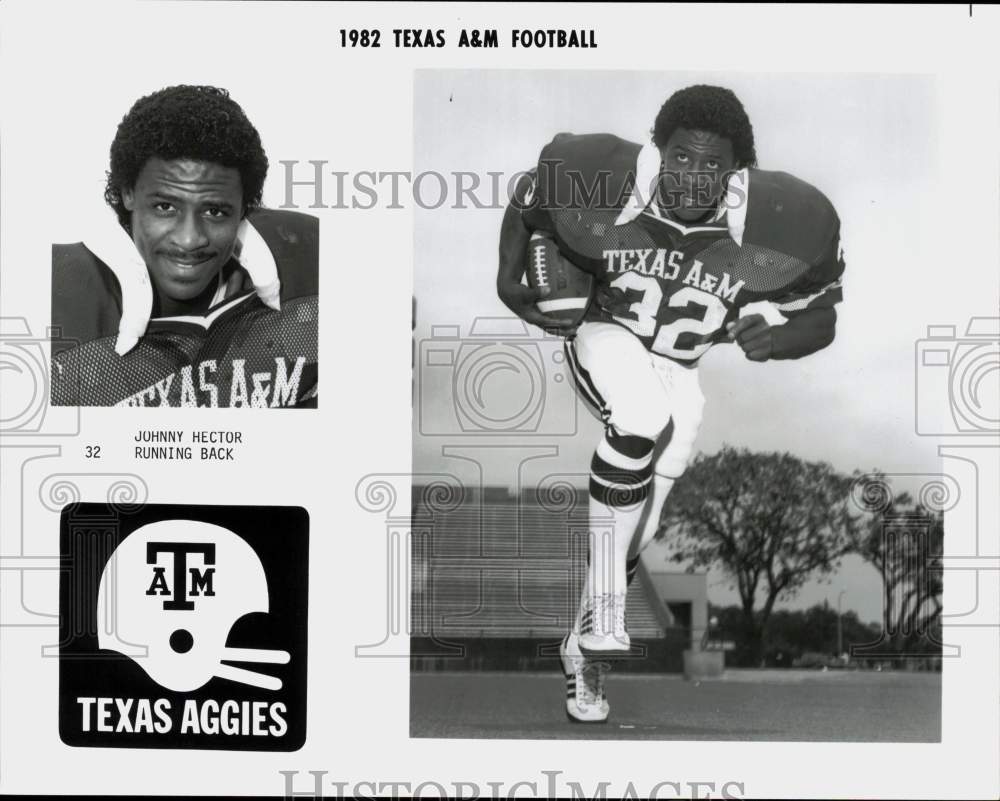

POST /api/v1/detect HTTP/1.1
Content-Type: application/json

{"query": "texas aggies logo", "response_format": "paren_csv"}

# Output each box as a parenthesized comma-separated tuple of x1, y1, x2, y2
(59, 505, 308, 750)
(145, 541, 218, 611)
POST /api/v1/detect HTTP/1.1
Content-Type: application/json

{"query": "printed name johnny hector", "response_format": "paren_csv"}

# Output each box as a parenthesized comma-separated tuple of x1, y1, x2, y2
(134, 429, 243, 462)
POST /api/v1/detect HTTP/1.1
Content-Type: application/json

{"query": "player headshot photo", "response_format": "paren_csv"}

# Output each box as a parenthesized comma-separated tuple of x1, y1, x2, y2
(50, 84, 318, 408)
(411, 70, 951, 743)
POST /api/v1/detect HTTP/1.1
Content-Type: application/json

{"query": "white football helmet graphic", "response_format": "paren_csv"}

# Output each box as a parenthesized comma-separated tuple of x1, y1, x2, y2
(97, 519, 289, 692)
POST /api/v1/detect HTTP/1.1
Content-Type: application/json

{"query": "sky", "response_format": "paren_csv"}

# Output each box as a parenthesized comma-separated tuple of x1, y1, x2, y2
(412, 70, 999, 623)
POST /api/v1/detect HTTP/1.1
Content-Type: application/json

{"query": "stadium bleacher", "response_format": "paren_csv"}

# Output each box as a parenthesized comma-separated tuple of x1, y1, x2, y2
(410, 485, 699, 672)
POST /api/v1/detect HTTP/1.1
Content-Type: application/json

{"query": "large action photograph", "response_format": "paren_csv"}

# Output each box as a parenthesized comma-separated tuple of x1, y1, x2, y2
(410, 70, 959, 741)
(49, 84, 319, 408)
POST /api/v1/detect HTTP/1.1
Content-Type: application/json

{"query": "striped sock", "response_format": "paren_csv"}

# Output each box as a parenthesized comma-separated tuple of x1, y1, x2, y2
(586, 429, 654, 605)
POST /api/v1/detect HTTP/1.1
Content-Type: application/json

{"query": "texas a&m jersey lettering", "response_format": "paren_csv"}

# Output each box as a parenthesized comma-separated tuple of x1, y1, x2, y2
(598, 243, 740, 361)
(522, 133, 845, 365)
(602, 247, 745, 302)
(116, 356, 307, 408)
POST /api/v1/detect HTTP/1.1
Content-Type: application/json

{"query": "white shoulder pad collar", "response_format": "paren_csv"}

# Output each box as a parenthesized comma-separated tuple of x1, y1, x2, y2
(724, 168, 750, 246)
(83, 213, 282, 355)
(613, 142, 750, 245)
(613, 143, 661, 227)
(81, 209, 152, 356)
(233, 217, 281, 313)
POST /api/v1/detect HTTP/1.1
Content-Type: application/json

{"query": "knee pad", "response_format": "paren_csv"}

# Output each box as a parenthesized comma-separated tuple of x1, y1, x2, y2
(590, 431, 655, 509)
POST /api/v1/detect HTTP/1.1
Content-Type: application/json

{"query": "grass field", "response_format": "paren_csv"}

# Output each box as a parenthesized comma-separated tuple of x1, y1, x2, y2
(410, 669, 941, 741)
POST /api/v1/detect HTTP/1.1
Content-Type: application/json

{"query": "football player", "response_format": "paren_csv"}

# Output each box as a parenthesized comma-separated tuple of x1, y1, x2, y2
(497, 85, 844, 723)
(51, 85, 318, 408)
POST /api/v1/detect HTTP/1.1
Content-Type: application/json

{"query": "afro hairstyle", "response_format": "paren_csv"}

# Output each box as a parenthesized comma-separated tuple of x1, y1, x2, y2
(104, 85, 268, 229)
(652, 84, 757, 168)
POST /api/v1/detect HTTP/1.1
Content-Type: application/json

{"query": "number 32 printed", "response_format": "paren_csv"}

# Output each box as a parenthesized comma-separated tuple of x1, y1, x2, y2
(608, 273, 728, 360)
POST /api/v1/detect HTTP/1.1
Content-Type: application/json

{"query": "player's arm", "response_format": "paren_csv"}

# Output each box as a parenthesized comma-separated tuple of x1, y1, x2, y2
(731, 223, 845, 361)
(497, 172, 575, 333)
(728, 306, 836, 361)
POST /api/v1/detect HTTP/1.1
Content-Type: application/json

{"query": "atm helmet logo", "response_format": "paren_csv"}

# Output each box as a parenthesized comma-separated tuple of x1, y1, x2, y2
(97, 520, 289, 694)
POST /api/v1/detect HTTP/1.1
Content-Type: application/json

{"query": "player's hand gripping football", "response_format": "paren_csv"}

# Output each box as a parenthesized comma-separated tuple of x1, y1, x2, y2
(727, 314, 775, 361)
(497, 281, 579, 336)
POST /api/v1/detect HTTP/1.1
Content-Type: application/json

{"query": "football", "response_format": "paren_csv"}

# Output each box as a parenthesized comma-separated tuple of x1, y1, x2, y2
(525, 232, 594, 326)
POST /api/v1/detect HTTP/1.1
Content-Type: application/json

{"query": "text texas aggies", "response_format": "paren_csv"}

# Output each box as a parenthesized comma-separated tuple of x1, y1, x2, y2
(51, 207, 318, 408)
(521, 132, 844, 364)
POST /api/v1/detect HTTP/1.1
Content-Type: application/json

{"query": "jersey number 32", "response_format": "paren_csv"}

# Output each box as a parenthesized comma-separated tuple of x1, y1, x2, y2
(608, 273, 728, 360)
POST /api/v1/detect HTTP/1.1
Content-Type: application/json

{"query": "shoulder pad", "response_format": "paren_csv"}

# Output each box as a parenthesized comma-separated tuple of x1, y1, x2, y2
(742, 170, 840, 265)
(51, 243, 123, 352)
(247, 208, 319, 301)
(535, 133, 642, 212)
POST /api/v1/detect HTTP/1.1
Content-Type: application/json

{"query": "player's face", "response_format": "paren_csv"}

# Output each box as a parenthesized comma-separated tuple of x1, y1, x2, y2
(122, 158, 243, 303)
(658, 129, 736, 222)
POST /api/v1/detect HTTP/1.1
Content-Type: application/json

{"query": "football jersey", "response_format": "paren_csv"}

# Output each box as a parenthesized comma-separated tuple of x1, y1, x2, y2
(51, 208, 318, 408)
(522, 133, 844, 364)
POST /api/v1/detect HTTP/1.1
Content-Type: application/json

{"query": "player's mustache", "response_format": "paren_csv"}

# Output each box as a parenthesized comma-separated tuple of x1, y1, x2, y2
(159, 249, 216, 263)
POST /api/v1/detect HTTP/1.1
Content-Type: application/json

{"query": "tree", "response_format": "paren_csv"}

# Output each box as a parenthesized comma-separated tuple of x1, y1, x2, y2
(853, 476, 944, 657)
(660, 447, 862, 666)
(710, 603, 880, 667)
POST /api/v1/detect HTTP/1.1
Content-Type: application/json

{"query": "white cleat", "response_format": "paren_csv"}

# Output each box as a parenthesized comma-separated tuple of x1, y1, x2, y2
(561, 632, 609, 723)
(578, 593, 631, 655)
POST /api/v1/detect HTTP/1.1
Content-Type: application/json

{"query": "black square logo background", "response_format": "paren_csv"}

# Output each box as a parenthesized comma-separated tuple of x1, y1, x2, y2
(59, 503, 308, 751)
